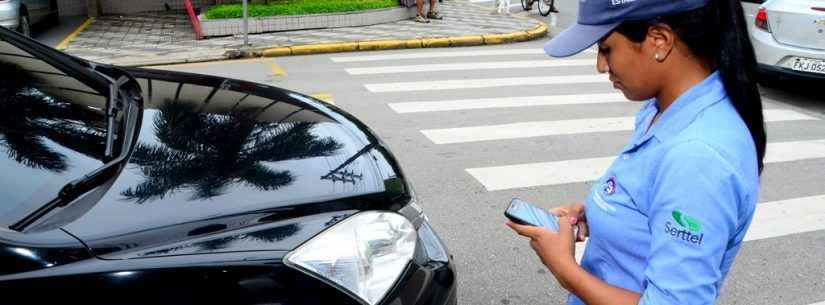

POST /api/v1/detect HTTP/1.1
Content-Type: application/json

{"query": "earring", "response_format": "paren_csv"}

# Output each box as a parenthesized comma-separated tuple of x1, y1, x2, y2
(654, 53, 660, 61)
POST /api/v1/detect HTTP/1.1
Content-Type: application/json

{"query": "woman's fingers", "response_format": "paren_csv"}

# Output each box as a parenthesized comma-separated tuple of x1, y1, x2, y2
(548, 207, 568, 217)
(506, 221, 542, 238)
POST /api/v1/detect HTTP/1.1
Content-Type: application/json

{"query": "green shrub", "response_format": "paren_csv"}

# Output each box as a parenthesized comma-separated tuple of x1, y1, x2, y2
(206, 0, 399, 19)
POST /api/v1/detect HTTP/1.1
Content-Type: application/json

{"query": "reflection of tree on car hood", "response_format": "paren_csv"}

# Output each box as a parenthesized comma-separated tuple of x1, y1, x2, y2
(0, 62, 107, 172)
(121, 101, 343, 203)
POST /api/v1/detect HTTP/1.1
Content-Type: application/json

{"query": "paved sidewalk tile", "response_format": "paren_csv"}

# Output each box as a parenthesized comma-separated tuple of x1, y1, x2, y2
(63, 0, 543, 66)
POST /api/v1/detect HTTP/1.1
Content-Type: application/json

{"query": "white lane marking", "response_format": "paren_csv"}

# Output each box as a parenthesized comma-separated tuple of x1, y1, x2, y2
(574, 194, 825, 262)
(332, 49, 595, 63)
(332, 49, 546, 63)
(745, 195, 825, 241)
(346, 59, 595, 75)
(422, 109, 817, 144)
(764, 138, 825, 163)
(365, 74, 609, 92)
(467, 139, 825, 191)
(423, 117, 635, 144)
(389, 93, 628, 113)
(468, 156, 614, 191)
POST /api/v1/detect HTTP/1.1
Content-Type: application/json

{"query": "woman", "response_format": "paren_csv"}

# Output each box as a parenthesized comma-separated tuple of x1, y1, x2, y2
(506, 0, 766, 304)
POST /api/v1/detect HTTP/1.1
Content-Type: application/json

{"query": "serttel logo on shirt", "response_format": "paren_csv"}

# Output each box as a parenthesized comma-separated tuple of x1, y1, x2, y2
(672, 210, 701, 232)
(665, 210, 704, 245)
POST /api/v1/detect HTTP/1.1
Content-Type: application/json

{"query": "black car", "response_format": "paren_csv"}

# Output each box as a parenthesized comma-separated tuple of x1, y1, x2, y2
(0, 27, 456, 305)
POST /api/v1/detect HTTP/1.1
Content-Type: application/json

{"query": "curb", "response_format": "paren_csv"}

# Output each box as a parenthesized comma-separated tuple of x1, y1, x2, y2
(255, 22, 548, 58)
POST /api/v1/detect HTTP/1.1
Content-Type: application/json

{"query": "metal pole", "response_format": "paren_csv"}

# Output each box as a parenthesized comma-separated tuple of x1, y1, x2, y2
(243, 0, 249, 46)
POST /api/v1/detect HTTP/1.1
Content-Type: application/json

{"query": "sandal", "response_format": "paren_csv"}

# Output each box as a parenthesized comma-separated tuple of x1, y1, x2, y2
(415, 14, 430, 23)
(427, 11, 444, 20)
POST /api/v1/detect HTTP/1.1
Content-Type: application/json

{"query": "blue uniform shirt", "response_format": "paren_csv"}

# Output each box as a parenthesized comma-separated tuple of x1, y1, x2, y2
(568, 72, 759, 305)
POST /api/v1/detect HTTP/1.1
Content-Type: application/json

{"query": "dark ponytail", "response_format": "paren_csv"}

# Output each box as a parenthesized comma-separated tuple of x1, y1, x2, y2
(615, 0, 767, 174)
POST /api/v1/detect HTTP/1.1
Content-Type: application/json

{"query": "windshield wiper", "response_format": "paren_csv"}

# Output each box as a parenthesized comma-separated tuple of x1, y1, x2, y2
(10, 75, 140, 232)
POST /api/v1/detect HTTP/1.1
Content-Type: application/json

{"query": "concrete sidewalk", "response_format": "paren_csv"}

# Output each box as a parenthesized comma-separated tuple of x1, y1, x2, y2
(59, 0, 546, 67)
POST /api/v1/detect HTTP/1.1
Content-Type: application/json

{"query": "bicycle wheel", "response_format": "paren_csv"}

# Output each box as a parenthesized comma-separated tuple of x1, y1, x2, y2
(538, 0, 554, 16)
(521, 0, 532, 11)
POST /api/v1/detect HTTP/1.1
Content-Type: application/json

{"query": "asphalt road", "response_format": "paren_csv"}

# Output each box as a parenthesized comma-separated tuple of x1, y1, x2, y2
(153, 3, 825, 304)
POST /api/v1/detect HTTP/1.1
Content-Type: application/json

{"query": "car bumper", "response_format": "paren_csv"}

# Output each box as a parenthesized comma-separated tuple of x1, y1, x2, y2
(751, 27, 825, 80)
(0, 2, 18, 29)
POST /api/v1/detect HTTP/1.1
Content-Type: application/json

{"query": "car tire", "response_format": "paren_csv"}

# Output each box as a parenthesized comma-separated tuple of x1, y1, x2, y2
(17, 14, 31, 37)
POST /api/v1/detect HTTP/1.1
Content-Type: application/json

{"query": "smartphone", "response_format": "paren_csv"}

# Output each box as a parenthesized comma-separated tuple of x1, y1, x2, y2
(505, 198, 559, 232)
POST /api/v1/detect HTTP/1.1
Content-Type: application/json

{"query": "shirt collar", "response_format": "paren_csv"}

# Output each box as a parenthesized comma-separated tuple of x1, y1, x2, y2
(643, 71, 727, 143)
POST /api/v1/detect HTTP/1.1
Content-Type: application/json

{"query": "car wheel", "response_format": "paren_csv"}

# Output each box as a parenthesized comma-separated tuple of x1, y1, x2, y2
(17, 14, 31, 37)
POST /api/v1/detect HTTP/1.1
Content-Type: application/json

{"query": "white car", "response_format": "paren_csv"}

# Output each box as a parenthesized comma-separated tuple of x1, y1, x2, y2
(746, 0, 825, 80)
(0, 0, 58, 37)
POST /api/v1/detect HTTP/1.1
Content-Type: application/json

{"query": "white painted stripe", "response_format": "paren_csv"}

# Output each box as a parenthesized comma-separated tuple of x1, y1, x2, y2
(346, 59, 595, 75)
(331, 48, 594, 63)
(745, 195, 825, 241)
(332, 49, 547, 63)
(366, 74, 609, 93)
(423, 117, 635, 144)
(469, 157, 614, 191)
(470, 0, 522, 5)
(764, 139, 825, 163)
(422, 108, 817, 144)
(574, 194, 825, 262)
(467, 139, 825, 191)
(390, 93, 628, 113)
(807, 301, 825, 305)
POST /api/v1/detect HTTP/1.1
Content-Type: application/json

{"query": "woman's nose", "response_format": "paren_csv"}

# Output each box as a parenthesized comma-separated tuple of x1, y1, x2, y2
(596, 55, 609, 74)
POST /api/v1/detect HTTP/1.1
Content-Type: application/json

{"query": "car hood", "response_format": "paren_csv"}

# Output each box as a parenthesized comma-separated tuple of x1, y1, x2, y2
(62, 68, 413, 258)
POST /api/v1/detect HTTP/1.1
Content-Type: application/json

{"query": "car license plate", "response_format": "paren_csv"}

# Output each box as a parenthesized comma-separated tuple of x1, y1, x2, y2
(790, 57, 825, 75)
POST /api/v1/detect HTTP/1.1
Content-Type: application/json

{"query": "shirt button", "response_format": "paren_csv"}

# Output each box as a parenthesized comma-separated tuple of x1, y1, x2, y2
(622, 154, 630, 160)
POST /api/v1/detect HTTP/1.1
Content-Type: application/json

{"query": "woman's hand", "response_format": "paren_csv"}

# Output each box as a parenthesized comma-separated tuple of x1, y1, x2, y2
(550, 203, 588, 242)
(507, 217, 578, 290)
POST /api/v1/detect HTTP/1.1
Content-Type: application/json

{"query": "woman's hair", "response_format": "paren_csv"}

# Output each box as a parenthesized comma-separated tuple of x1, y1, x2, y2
(614, 0, 767, 174)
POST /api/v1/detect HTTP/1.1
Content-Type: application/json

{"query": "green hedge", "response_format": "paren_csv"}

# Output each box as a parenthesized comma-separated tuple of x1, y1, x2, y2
(206, 0, 400, 19)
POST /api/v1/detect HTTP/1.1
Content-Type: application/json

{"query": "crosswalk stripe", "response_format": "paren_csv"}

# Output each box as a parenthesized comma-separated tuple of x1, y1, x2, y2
(390, 93, 628, 113)
(467, 139, 825, 191)
(424, 117, 635, 144)
(345, 59, 595, 75)
(365, 74, 609, 92)
(745, 195, 825, 241)
(574, 194, 825, 261)
(331, 49, 594, 63)
(422, 108, 817, 144)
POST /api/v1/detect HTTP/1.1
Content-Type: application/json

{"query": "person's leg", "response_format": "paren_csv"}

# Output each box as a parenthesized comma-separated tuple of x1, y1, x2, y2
(427, 0, 443, 19)
(415, 0, 430, 22)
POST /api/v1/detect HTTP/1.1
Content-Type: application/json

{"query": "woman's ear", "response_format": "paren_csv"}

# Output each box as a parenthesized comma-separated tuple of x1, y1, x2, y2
(647, 24, 675, 62)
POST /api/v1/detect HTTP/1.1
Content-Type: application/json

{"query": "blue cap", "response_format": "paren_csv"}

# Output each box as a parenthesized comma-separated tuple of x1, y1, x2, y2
(544, 0, 709, 57)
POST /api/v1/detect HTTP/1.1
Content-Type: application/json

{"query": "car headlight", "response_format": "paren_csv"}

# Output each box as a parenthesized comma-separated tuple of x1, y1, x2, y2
(284, 211, 417, 305)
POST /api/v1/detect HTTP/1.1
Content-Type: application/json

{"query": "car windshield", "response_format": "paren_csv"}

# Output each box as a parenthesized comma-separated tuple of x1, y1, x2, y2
(0, 39, 109, 227)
